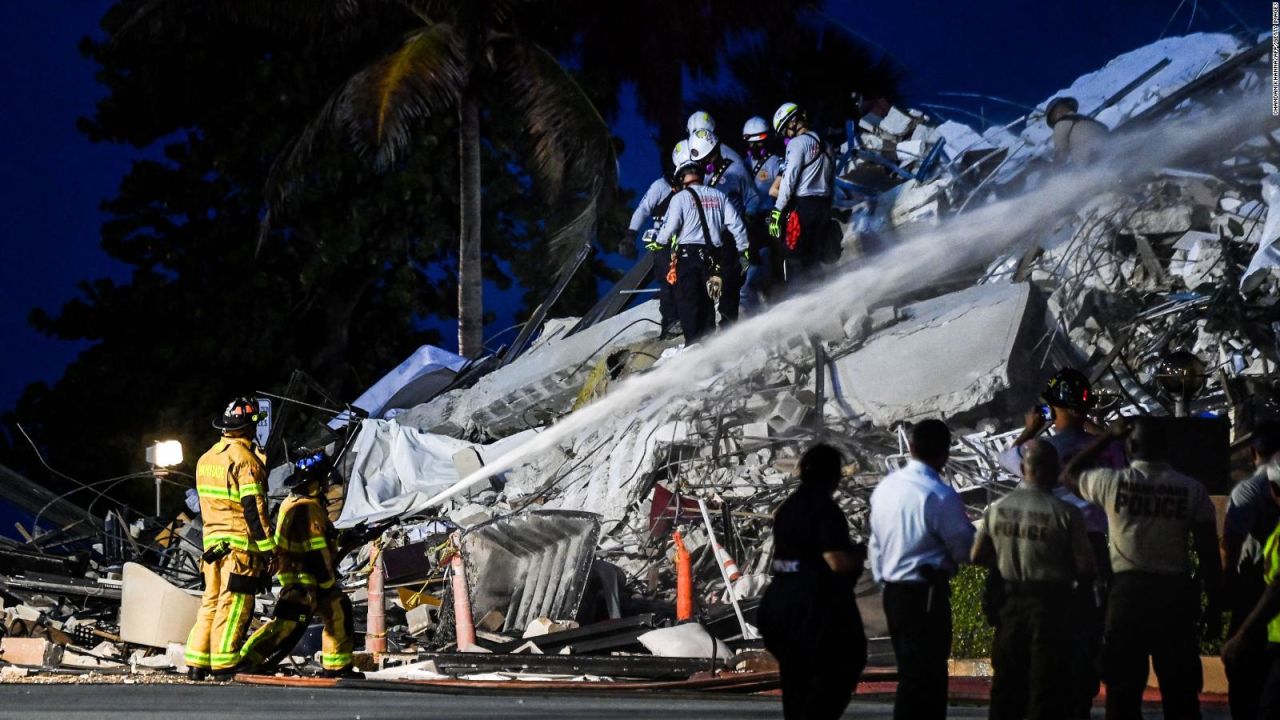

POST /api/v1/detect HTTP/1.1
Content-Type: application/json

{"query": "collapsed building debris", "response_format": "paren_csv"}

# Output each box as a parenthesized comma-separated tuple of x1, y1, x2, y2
(3, 32, 1277, 690)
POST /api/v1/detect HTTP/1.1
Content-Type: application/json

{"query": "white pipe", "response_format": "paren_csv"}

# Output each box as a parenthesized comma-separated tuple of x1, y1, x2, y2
(697, 498, 754, 640)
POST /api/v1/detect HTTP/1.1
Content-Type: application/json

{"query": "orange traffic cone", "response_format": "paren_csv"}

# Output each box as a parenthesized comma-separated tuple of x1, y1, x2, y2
(673, 530, 694, 621)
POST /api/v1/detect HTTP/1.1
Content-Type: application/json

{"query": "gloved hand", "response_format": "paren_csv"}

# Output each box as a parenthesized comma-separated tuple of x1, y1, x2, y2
(618, 229, 637, 259)
(707, 276, 723, 301)
(767, 209, 783, 238)
(739, 250, 751, 274)
(643, 229, 662, 253)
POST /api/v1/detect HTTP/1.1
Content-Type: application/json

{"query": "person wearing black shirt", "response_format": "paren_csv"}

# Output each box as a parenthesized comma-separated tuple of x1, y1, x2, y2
(759, 444, 868, 719)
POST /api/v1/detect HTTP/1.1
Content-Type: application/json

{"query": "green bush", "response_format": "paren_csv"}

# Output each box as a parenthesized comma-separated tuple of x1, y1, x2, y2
(952, 564, 995, 658)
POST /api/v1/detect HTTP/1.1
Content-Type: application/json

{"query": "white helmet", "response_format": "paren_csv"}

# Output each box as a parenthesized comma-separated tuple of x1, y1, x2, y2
(671, 140, 698, 175)
(688, 129, 719, 161)
(687, 111, 715, 134)
(742, 116, 769, 142)
(772, 102, 801, 133)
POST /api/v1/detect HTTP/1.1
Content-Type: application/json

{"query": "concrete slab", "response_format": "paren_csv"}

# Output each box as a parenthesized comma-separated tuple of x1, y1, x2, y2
(828, 283, 1073, 426)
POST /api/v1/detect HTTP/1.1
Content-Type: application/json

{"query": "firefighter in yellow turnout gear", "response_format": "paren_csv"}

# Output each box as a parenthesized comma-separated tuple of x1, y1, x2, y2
(237, 447, 358, 677)
(185, 397, 275, 680)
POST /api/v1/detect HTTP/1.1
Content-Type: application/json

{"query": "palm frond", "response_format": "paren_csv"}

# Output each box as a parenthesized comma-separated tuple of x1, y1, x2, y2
(491, 36, 617, 261)
(335, 23, 468, 168)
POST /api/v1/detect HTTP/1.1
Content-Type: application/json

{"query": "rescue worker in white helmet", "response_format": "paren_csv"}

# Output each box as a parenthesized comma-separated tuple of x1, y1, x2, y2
(657, 140, 749, 343)
(687, 110, 748, 179)
(688, 127, 753, 326)
(769, 102, 834, 285)
(623, 170, 683, 338)
(237, 447, 359, 678)
(185, 397, 274, 680)
(740, 116, 781, 316)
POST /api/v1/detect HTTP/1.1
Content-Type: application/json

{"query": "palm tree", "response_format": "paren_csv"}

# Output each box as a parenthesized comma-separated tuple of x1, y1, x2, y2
(127, 0, 617, 357)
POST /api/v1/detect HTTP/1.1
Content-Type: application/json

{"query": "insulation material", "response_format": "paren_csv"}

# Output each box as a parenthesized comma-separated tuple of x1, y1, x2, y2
(118, 562, 202, 648)
(637, 623, 732, 660)
(329, 345, 466, 429)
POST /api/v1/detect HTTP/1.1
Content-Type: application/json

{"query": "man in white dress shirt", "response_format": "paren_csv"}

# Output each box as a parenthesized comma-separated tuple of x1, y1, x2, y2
(870, 418, 975, 720)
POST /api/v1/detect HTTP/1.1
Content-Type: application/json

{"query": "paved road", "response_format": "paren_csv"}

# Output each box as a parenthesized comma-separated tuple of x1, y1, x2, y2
(0, 683, 1233, 719)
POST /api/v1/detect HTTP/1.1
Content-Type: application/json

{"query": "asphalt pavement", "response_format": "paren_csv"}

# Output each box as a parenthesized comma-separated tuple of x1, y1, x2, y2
(0, 683, 987, 719)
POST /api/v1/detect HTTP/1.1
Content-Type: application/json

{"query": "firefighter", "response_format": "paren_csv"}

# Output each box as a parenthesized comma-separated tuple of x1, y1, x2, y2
(740, 115, 782, 316)
(688, 127, 754, 326)
(237, 448, 358, 678)
(655, 140, 749, 343)
(622, 173, 683, 337)
(769, 102, 833, 285)
(185, 397, 275, 680)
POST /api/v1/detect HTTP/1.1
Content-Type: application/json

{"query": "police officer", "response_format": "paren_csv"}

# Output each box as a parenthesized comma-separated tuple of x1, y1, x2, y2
(1223, 448, 1280, 719)
(997, 368, 1119, 718)
(1064, 418, 1222, 720)
(655, 140, 748, 343)
(869, 419, 975, 720)
(1221, 420, 1280, 719)
(623, 172, 682, 337)
(185, 397, 275, 680)
(237, 448, 359, 678)
(973, 440, 1095, 720)
(759, 444, 867, 720)
(769, 102, 834, 285)
(740, 116, 781, 316)
(688, 127, 754, 326)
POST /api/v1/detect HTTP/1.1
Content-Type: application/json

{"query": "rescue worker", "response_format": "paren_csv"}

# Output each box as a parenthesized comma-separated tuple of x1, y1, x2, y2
(760, 444, 867, 720)
(1223, 446, 1280, 719)
(1064, 418, 1222, 720)
(687, 110, 747, 171)
(869, 418, 975, 720)
(622, 172, 682, 337)
(654, 140, 748, 344)
(972, 440, 1095, 720)
(740, 116, 781, 316)
(185, 397, 275, 680)
(997, 368, 1119, 718)
(1221, 420, 1280, 720)
(769, 102, 834, 285)
(1046, 96, 1109, 165)
(237, 448, 358, 678)
(688, 127, 754, 325)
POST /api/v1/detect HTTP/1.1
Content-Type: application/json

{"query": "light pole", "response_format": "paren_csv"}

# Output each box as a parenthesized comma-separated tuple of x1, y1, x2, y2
(145, 440, 183, 517)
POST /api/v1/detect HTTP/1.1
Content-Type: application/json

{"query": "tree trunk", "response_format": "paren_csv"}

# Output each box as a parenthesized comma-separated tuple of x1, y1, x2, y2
(457, 91, 484, 357)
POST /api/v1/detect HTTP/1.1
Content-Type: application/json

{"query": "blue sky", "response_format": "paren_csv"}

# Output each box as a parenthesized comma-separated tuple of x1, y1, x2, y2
(0, 0, 1259, 410)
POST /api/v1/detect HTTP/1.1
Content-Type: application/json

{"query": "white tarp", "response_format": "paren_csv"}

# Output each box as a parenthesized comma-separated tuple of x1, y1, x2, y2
(1243, 172, 1280, 290)
(329, 345, 466, 429)
(336, 419, 538, 527)
(337, 419, 470, 527)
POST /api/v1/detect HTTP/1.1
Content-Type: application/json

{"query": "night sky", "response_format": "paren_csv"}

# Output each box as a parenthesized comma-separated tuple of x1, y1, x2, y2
(0, 0, 1257, 411)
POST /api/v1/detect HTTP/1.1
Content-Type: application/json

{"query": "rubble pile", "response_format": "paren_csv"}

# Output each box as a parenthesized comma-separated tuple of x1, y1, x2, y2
(2, 33, 1276, 686)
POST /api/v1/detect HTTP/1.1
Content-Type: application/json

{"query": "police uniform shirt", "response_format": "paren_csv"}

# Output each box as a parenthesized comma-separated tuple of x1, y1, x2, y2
(772, 484, 858, 584)
(978, 486, 1090, 585)
(661, 184, 749, 252)
(997, 428, 1121, 534)
(1077, 460, 1214, 575)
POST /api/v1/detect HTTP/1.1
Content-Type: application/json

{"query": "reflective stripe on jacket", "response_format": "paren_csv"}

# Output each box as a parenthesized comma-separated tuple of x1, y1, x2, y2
(195, 437, 274, 553)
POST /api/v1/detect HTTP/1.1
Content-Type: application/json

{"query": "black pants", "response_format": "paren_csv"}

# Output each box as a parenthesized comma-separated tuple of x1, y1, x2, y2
(784, 195, 831, 287)
(652, 250, 679, 336)
(673, 245, 714, 343)
(1103, 571, 1202, 720)
(716, 236, 742, 325)
(1226, 567, 1267, 720)
(990, 585, 1072, 720)
(1258, 644, 1280, 719)
(760, 574, 866, 720)
(883, 580, 952, 720)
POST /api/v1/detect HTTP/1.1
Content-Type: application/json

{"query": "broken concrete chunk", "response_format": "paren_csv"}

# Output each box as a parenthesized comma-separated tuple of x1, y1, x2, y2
(522, 617, 579, 638)
(0, 637, 63, 668)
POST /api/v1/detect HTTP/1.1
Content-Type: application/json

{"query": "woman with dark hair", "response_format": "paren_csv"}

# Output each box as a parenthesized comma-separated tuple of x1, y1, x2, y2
(759, 443, 868, 719)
